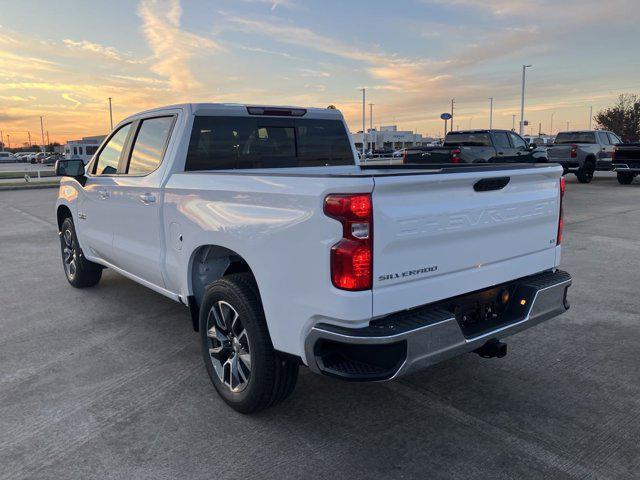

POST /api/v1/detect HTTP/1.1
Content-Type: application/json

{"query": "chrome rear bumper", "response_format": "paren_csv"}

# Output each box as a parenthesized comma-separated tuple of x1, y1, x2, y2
(305, 270, 571, 381)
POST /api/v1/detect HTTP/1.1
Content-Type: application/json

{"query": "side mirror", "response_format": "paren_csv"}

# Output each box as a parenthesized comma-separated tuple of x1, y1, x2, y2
(529, 142, 537, 149)
(55, 158, 85, 178)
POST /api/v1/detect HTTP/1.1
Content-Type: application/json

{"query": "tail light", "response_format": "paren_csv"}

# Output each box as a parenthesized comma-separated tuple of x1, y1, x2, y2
(570, 144, 578, 158)
(557, 177, 565, 245)
(324, 194, 373, 291)
(402, 149, 407, 164)
(451, 148, 461, 163)
(612, 146, 616, 161)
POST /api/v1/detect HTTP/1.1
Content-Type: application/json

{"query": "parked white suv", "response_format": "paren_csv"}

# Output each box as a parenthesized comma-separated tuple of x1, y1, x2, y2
(55, 103, 572, 413)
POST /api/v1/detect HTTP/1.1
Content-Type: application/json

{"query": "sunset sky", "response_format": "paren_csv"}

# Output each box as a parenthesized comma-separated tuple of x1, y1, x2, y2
(1, 0, 639, 146)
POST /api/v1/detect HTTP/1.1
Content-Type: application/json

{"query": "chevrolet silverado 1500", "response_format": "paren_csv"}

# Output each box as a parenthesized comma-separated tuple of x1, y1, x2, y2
(402, 130, 547, 164)
(547, 130, 621, 183)
(55, 103, 572, 413)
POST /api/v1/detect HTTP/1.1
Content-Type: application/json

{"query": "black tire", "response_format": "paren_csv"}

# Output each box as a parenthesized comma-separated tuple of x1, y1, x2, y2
(576, 160, 595, 183)
(60, 217, 102, 288)
(199, 273, 298, 413)
(617, 172, 635, 185)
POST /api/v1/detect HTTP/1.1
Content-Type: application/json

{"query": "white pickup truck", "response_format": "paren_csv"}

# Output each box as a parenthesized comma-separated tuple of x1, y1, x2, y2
(55, 103, 572, 413)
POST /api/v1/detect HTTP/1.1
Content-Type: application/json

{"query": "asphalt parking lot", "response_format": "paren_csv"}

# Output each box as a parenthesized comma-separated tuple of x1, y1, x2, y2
(1, 173, 639, 480)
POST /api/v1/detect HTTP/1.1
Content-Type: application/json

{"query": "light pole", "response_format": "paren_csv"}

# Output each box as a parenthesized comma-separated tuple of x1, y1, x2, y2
(550, 112, 555, 136)
(40, 116, 45, 153)
(589, 106, 593, 130)
(488, 97, 493, 129)
(566, 121, 570, 131)
(369, 103, 374, 152)
(108, 97, 113, 131)
(450, 98, 455, 133)
(519, 64, 532, 135)
(0, 130, 3, 151)
(512, 114, 516, 131)
(360, 88, 366, 156)
(6, 134, 9, 149)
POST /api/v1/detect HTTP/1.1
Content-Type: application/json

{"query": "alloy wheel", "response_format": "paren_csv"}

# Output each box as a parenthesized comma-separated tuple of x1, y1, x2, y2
(206, 301, 252, 393)
(62, 229, 77, 279)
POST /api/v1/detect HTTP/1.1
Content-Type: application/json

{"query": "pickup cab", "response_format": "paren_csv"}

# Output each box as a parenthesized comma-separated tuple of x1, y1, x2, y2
(547, 130, 621, 183)
(403, 129, 547, 164)
(55, 103, 572, 413)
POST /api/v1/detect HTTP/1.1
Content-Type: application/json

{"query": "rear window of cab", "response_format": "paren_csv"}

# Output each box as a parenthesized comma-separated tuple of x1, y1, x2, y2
(185, 116, 354, 171)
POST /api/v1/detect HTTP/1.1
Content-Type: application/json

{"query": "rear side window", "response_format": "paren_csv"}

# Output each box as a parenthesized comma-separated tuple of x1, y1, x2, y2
(126, 116, 174, 175)
(554, 132, 596, 144)
(185, 116, 353, 171)
(444, 132, 492, 147)
(493, 132, 511, 149)
(596, 132, 610, 145)
(93, 123, 131, 175)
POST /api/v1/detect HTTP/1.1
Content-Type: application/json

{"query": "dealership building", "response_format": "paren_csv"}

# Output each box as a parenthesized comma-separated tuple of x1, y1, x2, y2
(351, 125, 434, 152)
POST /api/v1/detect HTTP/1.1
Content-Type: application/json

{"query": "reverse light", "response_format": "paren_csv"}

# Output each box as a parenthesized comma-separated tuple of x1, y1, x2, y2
(557, 177, 565, 245)
(450, 148, 461, 164)
(324, 194, 373, 291)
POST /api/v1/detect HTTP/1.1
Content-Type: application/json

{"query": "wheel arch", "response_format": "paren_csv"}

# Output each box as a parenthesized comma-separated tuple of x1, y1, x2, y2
(56, 204, 72, 231)
(187, 244, 258, 331)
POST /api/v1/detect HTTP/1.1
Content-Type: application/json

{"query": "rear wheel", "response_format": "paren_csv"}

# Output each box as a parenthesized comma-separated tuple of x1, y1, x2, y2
(199, 273, 298, 413)
(576, 160, 595, 183)
(617, 172, 635, 185)
(60, 217, 102, 288)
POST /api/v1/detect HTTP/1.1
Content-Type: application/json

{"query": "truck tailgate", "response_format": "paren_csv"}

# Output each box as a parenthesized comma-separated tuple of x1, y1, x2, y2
(371, 166, 562, 316)
(547, 145, 572, 160)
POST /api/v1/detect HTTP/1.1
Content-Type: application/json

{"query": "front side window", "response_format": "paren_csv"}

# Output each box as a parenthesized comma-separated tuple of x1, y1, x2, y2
(185, 116, 353, 171)
(509, 132, 528, 149)
(608, 133, 621, 144)
(126, 116, 174, 175)
(93, 123, 131, 175)
(493, 132, 511, 149)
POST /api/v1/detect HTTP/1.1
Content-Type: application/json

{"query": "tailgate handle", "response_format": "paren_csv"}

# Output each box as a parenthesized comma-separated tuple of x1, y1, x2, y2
(474, 177, 510, 192)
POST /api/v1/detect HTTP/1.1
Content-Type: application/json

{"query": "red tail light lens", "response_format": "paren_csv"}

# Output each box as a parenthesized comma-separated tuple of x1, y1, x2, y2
(324, 194, 373, 291)
(557, 177, 565, 245)
(402, 149, 407, 164)
(612, 146, 616, 161)
(451, 148, 461, 164)
(570, 144, 578, 158)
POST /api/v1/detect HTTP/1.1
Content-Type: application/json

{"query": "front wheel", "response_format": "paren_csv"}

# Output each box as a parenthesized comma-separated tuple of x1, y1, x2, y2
(60, 217, 102, 288)
(617, 172, 635, 185)
(199, 273, 298, 413)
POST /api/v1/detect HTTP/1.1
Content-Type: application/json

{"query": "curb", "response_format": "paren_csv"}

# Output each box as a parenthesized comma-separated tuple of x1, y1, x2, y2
(0, 182, 59, 191)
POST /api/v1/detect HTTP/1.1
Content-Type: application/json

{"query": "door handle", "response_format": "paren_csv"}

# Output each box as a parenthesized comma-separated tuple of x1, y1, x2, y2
(139, 193, 156, 204)
(98, 189, 110, 199)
